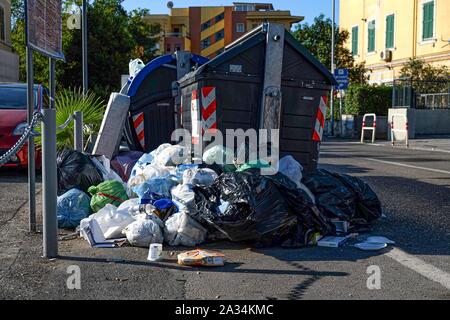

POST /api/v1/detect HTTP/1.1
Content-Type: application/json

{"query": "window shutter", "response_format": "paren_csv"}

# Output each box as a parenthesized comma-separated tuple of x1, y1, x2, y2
(423, 1, 434, 40)
(352, 26, 358, 55)
(386, 15, 394, 48)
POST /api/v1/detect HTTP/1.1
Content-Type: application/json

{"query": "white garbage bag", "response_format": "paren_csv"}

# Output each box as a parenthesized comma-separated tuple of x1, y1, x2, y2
(278, 155, 303, 188)
(122, 215, 164, 247)
(142, 164, 171, 180)
(202, 145, 233, 165)
(81, 204, 135, 239)
(116, 198, 141, 217)
(153, 144, 190, 166)
(171, 184, 196, 212)
(129, 58, 145, 77)
(182, 168, 218, 186)
(164, 211, 207, 246)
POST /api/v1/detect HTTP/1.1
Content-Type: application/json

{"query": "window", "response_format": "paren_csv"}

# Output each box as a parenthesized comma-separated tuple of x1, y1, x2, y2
(351, 26, 358, 56)
(236, 23, 245, 33)
(0, 5, 5, 42)
(368, 20, 376, 53)
(173, 27, 180, 33)
(385, 14, 395, 48)
(201, 20, 211, 31)
(215, 29, 224, 42)
(201, 38, 211, 50)
(166, 45, 171, 52)
(215, 13, 224, 23)
(422, 1, 434, 40)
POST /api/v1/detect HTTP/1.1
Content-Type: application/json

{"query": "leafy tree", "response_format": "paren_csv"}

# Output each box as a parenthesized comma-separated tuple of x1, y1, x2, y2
(292, 14, 367, 85)
(11, 0, 160, 99)
(399, 58, 449, 82)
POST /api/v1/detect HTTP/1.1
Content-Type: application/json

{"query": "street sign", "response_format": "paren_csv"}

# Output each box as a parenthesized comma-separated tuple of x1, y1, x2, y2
(334, 68, 349, 90)
(26, 0, 65, 60)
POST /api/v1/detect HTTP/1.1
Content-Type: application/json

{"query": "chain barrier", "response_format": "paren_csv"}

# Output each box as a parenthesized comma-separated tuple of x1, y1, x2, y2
(0, 112, 43, 167)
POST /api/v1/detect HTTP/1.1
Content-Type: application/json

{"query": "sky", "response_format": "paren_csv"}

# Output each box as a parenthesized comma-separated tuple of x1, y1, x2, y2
(122, 0, 340, 25)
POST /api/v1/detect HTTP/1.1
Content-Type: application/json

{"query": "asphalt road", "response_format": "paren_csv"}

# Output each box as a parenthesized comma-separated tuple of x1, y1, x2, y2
(0, 141, 449, 300)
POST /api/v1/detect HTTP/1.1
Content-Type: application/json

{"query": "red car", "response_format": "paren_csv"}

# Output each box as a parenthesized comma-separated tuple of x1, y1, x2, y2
(0, 83, 47, 169)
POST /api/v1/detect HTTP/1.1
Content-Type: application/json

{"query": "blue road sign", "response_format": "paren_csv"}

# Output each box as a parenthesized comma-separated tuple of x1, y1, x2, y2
(334, 68, 349, 90)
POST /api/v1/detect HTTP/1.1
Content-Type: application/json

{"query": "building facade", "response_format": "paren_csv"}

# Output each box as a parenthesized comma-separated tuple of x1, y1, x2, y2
(145, 2, 303, 58)
(340, 0, 450, 84)
(0, 0, 19, 82)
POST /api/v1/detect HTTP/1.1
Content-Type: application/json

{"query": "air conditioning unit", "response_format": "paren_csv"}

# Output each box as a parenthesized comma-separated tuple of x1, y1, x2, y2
(380, 50, 393, 62)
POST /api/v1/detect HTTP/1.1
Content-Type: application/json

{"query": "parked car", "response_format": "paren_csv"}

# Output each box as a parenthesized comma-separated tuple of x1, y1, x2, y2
(0, 83, 48, 169)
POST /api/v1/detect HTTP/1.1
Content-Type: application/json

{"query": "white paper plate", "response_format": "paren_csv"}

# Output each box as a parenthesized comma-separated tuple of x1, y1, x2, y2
(366, 236, 395, 245)
(354, 242, 388, 251)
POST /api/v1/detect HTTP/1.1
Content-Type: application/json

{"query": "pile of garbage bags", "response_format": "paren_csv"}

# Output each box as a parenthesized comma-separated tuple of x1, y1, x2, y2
(56, 144, 382, 248)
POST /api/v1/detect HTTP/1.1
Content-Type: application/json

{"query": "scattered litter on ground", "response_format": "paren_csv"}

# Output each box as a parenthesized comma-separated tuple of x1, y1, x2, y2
(317, 236, 349, 248)
(147, 243, 163, 261)
(177, 249, 225, 267)
(354, 242, 388, 251)
(56, 142, 384, 259)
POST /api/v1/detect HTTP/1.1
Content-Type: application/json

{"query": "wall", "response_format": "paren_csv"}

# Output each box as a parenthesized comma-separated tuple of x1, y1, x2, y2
(387, 108, 450, 140)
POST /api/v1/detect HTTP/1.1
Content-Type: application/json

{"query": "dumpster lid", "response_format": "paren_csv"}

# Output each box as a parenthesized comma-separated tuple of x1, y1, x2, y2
(128, 53, 209, 97)
(179, 24, 337, 86)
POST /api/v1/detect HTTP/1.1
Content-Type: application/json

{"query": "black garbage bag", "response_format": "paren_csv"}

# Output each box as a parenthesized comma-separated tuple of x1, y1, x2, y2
(303, 169, 382, 229)
(192, 169, 335, 245)
(330, 172, 382, 223)
(57, 149, 103, 196)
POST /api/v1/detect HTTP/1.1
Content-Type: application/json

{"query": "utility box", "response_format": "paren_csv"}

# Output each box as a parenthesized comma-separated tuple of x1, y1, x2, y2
(125, 52, 208, 152)
(179, 24, 337, 173)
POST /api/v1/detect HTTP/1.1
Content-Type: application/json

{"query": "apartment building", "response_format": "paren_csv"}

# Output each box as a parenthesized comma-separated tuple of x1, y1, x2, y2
(340, 0, 450, 84)
(145, 2, 303, 58)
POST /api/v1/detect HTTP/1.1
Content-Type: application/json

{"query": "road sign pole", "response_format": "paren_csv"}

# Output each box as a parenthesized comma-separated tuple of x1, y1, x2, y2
(82, 0, 88, 95)
(41, 107, 58, 259)
(41, 57, 58, 258)
(330, 0, 336, 136)
(339, 90, 343, 136)
(25, 0, 37, 233)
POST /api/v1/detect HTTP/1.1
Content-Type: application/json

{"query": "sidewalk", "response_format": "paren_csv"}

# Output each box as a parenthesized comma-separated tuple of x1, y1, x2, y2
(332, 137, 450, 154)
(370, 137, 450, 153)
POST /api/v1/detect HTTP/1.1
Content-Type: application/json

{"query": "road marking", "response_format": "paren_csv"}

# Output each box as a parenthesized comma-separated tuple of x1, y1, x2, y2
(363, 158, 450, 175)
(386, 248, 450, 290)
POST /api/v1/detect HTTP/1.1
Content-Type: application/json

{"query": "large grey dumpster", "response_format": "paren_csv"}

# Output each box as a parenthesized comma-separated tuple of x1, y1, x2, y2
(179, 24, 336, 173)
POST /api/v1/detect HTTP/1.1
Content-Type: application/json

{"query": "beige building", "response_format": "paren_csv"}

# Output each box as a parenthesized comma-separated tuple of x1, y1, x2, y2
(0, 0, 19, 82)
(340, 0, 450, 84)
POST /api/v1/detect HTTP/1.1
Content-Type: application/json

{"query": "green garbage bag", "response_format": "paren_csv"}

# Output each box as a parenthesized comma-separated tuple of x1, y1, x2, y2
(88, 180, 128, 212)
(236, 160, 270, 172)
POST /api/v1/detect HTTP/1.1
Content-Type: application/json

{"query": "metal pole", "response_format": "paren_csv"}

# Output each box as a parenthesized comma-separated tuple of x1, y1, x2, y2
(49, 58, 56, 108)
(25, 0, 36, 233)
(74, 111, 84, 152)
(82, 0, 88, 95)
(330, 0, 336, 136)
(339, 90, 343, 136)
(41, 107, 58, 259)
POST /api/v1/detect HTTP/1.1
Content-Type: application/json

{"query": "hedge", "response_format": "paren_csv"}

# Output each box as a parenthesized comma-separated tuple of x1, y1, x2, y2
(344, 84, 392, 116)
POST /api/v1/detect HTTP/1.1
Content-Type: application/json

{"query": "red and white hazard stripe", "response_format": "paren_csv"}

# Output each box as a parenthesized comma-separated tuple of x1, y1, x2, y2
(191, 90, 200, 144)
(312, 96, 328, 142)
(132, 112, 145, 149)
(201, 87, 217, 135)
(191, 87, 217, 144)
